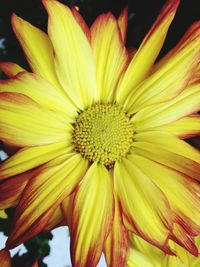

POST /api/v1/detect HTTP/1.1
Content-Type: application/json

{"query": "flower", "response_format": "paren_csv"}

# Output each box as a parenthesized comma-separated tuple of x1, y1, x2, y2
(128, 234, 200, 267)
(0, 0, 200, 266)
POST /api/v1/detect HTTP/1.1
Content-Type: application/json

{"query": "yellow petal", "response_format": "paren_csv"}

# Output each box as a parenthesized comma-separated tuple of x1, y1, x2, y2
(131, 234, 164, 267)
(153, 21, 200, 73)
(0, 92, 71, 147)
(0, 171, 32, 209)
(91, 13, 128, 102)
(70, 163, 113, 267)
(0, 62, 26, 78)
(7, 154, 88, 248)
(44, 205, 64, 232)
(126, 248, 154, 267)
(116, 0, 180, 104)
(104, 196, 129, 267)
(172, 224, 198, 256)
(0, 249, 11, 267)
(123, 20, 200, 113)
(0, 72, 77, 120)
(11, 13, 64, 94)
(132, 84, 200, 131)
(162, 255, 185, 267)
(43, 0, 98, 109)
(152, 115, 200, 139)
(114, 158, 172, 252)
(118, 7, 128, 43)
(0, 210, 8, 219)
(0, 141, 69, 180)
(130, 155, 200, 238)
(71, 7, 90, 41)
(133, 131, 200, 180)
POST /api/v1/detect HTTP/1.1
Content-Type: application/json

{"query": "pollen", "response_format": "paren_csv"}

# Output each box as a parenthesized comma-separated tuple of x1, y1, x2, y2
(72, 103, 134, 168)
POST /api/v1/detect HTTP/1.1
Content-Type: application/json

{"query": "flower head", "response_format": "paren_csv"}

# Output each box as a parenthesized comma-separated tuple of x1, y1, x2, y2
(0, 0, 200, 266)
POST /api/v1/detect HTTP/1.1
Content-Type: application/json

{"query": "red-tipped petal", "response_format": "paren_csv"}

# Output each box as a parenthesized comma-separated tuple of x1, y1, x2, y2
(118, 6, 128, 43)
(0, 62, 26, 78)
(70, 163, 114, 267)
(0, 249, 11, 267)
(71, 7, 90, 41)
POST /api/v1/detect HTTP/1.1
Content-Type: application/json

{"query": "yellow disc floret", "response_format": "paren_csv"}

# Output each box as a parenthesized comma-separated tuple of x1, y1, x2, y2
(72, 103, 134, 167)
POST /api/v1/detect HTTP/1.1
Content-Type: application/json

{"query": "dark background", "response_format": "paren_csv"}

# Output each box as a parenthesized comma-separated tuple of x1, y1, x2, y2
(0, 0, 199, 69)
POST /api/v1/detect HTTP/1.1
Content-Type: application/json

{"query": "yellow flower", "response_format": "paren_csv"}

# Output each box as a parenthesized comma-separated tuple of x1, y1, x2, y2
(0, 0, 200, 266)
(128, 235, 200, 267)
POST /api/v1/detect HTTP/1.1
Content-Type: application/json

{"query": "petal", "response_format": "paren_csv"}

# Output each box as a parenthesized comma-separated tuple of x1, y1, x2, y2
(11, 14, 65, 94)
(153, 21, 200, 72)
(0, 72, 77, 120)
(0, 171, 31, 209)
(171, 224, 198, 256)
(0, 249, 11, 267)
(116, 0, 180, 104)
(132, 84, 200, 131)
(104, 196, 129, 267)
(131, 234, 164, 266)
(0, 62, 26, 78)
(7, 153, 88, 248)
(126, 248, 154, 267)
(123, 20, 200, 113)
(133, 131, 200, 180)
(91, 13, 128, 102)
(71, 7, 90, 41)
(70, 163, 113, 267)
(118, 7, 128, 43)
(44, 205, 64, 232)
(114, 158, 172, 252)
(0, 141, 70, 180)
(162, 255, 184, 267)
(152, 115, 200, 139)
(0, 210, 8, 219)
(43, 0, 98, 109)
(130, 155, 200, 238)
(31, 260, 39, 267)
(0, 92, 71, 147)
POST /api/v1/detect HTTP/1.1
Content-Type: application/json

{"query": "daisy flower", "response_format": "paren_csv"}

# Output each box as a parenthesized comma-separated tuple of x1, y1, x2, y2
(0, 0, 200, 266)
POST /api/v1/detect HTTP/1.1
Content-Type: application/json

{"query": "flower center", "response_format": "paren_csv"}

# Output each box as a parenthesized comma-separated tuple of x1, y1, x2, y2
(72, 103, 134, 168)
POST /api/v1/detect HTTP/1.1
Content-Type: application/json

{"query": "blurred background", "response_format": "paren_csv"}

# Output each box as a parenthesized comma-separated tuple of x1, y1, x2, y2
(0, 0, 199, 266)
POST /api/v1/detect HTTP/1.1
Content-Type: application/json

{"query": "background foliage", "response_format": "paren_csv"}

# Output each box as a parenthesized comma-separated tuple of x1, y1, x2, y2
(0, 0, 199, 266)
